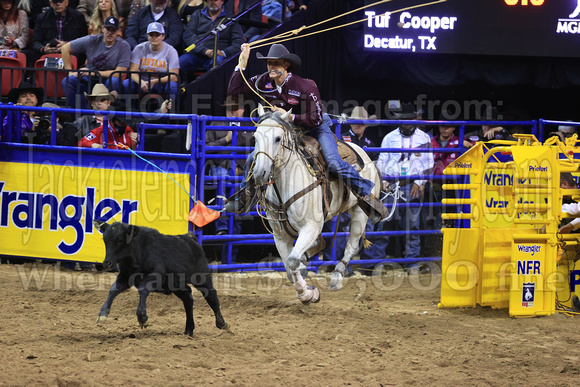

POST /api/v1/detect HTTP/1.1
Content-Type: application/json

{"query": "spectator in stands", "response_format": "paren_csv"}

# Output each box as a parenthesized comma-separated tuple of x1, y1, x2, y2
(122, 21, 179, 104)
(78, 0, 131, 22)
(465, 106, 514, 144)
(427, 111, 470, 234)
(175, 0, 204, 25)
(18, 0, 78, 29)
(206, 95, 253, 262)
(61, 16, 131, 109)
(549, 123, 577, 142)
(124, 0, 183, 50)
(180, 0, 244, 77)
(33, 102, 74, 145)
(559, 172, 580, 234)
(373, 102, 434, 260)
(287, 0, 306, 14)
(78, 100, 137, 149)
(2, 82, 43, 140)
(0, 0, 29, 50)
(261, 0, 288, 24)
(224, 0, 262, 42)
(87, 0, 127, 37)
(24, 0, 87, 67)
(68, 83, 117, 142)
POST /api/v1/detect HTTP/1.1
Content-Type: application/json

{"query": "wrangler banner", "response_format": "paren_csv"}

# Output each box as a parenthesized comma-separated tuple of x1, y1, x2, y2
(0, 161, 191, 262)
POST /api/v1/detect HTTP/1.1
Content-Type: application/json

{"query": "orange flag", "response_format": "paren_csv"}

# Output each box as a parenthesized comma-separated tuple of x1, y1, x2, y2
(187, 201, 221, 227)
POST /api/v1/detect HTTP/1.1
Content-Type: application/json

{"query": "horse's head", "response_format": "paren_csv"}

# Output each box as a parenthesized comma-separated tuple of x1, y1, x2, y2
(252, 104, 293, 185)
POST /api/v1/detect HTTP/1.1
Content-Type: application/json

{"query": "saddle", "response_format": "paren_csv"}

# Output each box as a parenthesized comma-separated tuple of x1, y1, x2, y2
(297, 133, 366, 178)
(294, 133, 367, 258)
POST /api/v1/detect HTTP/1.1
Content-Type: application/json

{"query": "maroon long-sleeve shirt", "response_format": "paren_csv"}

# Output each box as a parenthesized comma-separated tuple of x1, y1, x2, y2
(227, 68, 323, 128)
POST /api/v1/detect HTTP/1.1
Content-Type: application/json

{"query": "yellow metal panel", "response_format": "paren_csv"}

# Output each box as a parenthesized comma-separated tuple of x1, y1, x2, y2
(439, 228, 480, 308)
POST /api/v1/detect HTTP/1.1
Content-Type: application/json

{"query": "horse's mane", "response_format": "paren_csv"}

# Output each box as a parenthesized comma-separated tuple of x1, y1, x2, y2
(257, 110, 293, 131)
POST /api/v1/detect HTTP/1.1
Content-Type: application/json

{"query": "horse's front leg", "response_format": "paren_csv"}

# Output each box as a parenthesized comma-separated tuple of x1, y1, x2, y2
(330, 207, 368, 290)
(286, 225, 322, 304)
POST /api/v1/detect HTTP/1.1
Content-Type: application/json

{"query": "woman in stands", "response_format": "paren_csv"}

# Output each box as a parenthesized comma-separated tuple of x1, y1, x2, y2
(0, 0, 29, 50)
(175, 0, 204, 25)
(88, 0, 126, 37)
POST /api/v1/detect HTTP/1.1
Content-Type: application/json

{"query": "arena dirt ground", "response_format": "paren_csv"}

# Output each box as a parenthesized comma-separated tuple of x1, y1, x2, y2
(1, 262, 579, 386)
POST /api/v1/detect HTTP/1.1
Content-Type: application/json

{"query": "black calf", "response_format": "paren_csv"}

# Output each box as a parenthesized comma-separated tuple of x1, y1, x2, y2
(94, 221, 228, 336)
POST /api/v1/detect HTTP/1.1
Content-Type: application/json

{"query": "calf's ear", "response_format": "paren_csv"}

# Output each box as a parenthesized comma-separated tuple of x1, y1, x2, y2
(126, 225, 139, 244)
(93, 220, 109, 233)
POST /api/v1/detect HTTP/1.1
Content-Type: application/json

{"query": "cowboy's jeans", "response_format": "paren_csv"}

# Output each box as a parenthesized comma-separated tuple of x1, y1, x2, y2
(237, 114, 374, 196)
(309, 114, 374, 196)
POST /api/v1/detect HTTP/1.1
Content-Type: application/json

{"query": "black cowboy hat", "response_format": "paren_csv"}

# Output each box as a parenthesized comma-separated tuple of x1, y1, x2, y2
(391, 102, 417, 119)
(7, 82, 44, 104)
(256, 44, 301, 72)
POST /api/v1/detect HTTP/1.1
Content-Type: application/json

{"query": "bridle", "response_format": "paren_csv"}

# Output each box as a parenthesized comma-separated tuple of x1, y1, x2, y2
(252, 112, 296, 185)
(251, 111, 319, 236)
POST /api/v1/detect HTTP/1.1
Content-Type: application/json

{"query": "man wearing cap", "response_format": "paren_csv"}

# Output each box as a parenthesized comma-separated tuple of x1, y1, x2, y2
(24, 0, 87, 67)
(122, 21, 180, 103)
(180, 0, 244, 76)
(376, 102, 434, 259)
(2, 82, 44, 141)
(225, 43, 388, 223)
(124, 0, 183, 50)
(60, 16, 131, 110)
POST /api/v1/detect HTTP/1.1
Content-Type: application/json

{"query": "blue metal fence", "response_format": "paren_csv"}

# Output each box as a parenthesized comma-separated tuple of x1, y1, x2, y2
(0, 103, 550, 271)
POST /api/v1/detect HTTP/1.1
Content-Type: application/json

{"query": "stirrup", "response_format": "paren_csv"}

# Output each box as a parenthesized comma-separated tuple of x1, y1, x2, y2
(357, 194, 388, 224)
(224, 186, 258, 214)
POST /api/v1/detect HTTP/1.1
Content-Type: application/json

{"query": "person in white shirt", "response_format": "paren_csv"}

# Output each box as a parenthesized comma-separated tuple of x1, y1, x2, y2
(374, 103, 434, 259)
(560, 173, 580, 234)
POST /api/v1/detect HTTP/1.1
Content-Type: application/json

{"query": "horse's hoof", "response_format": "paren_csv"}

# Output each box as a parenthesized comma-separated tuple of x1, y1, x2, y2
(139, 317, 149, 328)
(96, 315, 107, 323)
(300, 285, 320, 305)
(329, 272, 343, 291)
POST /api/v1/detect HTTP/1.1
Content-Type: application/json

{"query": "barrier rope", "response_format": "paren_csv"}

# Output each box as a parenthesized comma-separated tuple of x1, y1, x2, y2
(111, 143, 198, 204)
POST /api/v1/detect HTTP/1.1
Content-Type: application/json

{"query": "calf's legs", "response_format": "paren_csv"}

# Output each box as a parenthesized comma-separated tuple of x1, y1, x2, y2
(97, 278, 130, 323)
(173, 288, 195, 336)
(193, 279, 228, 330)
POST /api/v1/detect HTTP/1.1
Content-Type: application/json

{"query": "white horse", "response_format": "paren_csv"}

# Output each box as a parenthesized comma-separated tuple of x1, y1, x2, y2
(251, 106, 382, 303)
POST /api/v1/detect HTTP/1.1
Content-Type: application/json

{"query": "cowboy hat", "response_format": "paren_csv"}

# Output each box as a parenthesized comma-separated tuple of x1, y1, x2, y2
(219, 95, 242, 108)
(348, 106, 377, 121)
(391, 102, 417, 119)
(7, 82, 44, 104)
(256, 44, 301, 72)
(84, 83, 118, 102)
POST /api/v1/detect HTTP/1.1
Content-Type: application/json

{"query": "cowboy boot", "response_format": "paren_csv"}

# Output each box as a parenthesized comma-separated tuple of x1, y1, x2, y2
(224, 185, 258, 214)
(357, 194, 388, 225)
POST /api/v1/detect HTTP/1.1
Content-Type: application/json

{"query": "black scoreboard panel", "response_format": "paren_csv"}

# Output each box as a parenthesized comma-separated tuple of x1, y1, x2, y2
(363, 0, 580, 57)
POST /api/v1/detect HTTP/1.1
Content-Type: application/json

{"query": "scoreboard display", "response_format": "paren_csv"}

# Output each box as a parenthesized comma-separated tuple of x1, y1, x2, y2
(363, 0, 580, 57)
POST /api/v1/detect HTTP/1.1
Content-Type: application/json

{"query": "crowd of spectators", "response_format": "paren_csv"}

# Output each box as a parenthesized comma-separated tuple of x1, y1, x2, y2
(1, 0, 308, 111)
